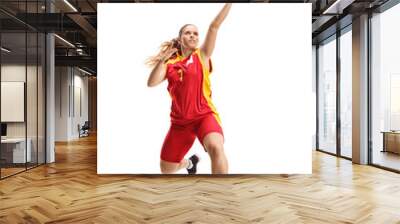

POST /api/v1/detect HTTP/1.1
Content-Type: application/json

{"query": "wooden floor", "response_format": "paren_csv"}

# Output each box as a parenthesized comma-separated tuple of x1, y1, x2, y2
(1, 162, 44, 178)
(1, 134, 400, 223)
(0, 167, 26, 178)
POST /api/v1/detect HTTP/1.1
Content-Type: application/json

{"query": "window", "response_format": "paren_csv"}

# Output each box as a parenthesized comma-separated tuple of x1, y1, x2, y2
(318, 36, 337, 154)
(340, 28, 352, 158)
(371, 3, 400, 171)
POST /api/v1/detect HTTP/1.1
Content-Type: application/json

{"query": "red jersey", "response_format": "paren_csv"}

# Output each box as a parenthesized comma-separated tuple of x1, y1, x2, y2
(165, 48, 221, 126)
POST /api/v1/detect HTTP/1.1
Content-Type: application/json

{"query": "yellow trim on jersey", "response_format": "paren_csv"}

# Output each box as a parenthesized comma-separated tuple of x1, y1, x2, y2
(195, 49, 222, 125)
(165, 54, 184, 100)
(165, 51, 184, 75)
(165, 55, 182, 65)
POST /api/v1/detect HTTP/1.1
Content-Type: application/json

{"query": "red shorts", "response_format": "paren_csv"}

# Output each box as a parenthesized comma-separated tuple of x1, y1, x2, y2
(160, 113, 224, 163)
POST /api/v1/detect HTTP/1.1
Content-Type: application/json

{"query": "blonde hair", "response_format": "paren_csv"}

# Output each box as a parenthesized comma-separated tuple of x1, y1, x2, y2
(145, 24, 194, 67)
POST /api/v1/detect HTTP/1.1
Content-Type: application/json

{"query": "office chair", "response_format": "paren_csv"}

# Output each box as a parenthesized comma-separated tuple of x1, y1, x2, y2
(79, 121, 90, 138)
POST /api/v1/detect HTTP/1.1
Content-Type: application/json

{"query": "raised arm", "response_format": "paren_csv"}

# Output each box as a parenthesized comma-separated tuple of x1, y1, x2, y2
(200, 3, 232, 58)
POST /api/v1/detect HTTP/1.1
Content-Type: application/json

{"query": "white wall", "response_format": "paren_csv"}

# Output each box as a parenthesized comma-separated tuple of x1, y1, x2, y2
(73, 70, 89, 136)
(55, 66, 69, 141)
(312, 45, 317, 150)
(55, 66, 89, 141)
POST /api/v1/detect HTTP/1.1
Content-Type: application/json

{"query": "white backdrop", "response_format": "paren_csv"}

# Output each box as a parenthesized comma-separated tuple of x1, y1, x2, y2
(98, 3, 312, 174)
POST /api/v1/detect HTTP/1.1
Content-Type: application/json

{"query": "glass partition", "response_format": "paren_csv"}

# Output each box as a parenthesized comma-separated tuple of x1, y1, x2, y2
(1, 31, 28, 177)
(317, 35, 337, 155)
(0, 1, 46, 179)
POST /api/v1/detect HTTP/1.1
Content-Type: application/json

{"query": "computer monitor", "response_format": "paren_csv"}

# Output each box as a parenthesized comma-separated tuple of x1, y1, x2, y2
(1, 123, 7, 137)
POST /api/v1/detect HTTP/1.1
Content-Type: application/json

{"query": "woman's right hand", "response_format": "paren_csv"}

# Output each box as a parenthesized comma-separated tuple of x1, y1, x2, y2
(161, 46, 178, 62)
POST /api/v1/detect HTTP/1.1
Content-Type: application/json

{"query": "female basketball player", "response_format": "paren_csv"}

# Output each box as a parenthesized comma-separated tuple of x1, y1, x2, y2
(146, 3, 232, 174)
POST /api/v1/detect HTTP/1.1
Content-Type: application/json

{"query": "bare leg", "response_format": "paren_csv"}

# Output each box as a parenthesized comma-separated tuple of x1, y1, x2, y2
(202, 132, 228, 174)
(160, 159, 189, 174)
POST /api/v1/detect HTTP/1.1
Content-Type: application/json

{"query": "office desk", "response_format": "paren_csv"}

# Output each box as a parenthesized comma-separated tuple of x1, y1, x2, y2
(381, 131, 400, 154)
(1, 138, 32, 163)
